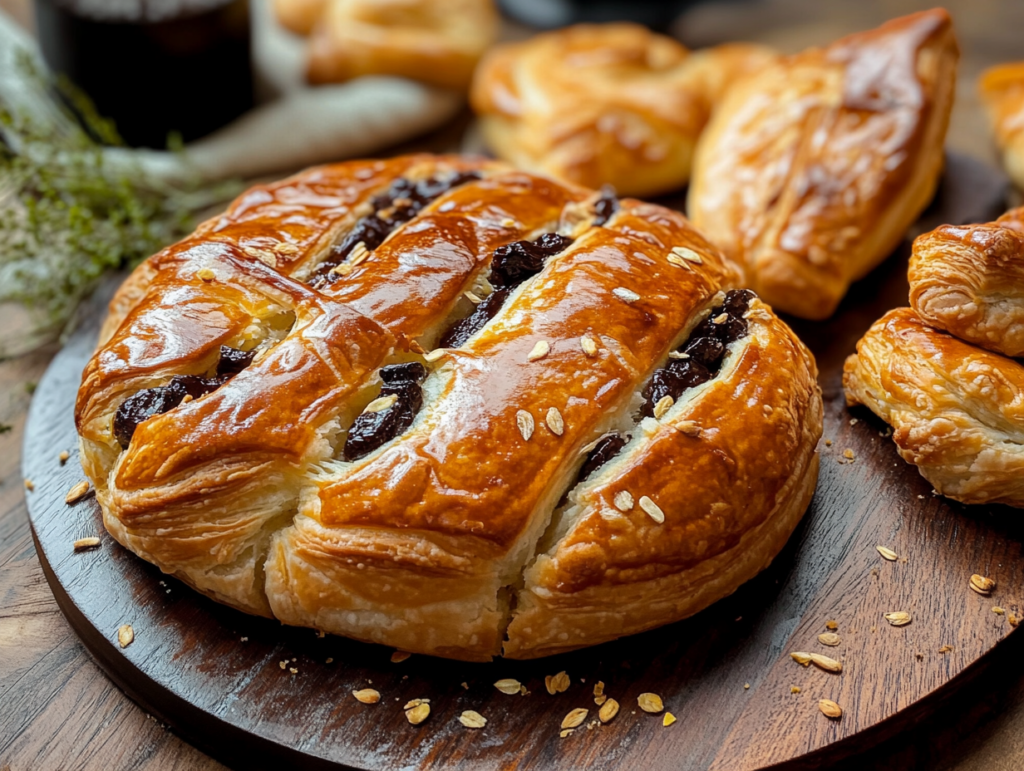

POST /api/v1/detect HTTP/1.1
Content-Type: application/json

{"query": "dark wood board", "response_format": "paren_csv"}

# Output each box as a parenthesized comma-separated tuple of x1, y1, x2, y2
(21, 153, 1024, 771)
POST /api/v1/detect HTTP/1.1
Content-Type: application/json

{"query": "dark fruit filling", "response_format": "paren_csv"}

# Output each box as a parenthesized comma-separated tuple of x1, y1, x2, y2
(438, 233, 574, 349)
(112, 346, 257, 449)
(572, 289, 755, 483)
(592, 185, 619, 227)
(343, 362, 428, 461)
(641, 289, 755, 417)
(577, 432, 631, 483)
(309, 171, 482, 288)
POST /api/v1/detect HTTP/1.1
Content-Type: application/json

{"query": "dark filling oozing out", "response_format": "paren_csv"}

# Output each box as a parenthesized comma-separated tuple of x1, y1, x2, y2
(309, 171, 482, 288)
(438, 233, 573, 348)
(343, 362, 428, 461)
(575, 289, 755, 483)
(112, 346, 257, 449)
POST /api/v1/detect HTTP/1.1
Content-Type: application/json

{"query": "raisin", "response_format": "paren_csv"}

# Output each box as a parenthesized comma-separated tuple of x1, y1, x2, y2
(216, 346, 256, 377)
(438, 287, 512, 349)
(112, 374, 225, 449)
(592, 185, 619, 227)
(489, 233, 573, 288)
(577, 432, 630, 482)
(343, 363, 429, 461)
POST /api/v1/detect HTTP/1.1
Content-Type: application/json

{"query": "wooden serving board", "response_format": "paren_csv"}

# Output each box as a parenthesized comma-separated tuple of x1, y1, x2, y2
(22, 153, 1024, 771)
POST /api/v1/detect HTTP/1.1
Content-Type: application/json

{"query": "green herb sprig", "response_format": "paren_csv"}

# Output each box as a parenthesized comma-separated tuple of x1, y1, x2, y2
(0, 52, 241, 355)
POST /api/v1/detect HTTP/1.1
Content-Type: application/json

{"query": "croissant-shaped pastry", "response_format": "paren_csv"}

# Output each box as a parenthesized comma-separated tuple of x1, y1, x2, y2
(909, 206, 1024, 358)
(274, 0, 499, 90)
(979, 62, 1024, 190)
(470, 23, 776, 197)
(689, 10, 958, 320)
(76, 155, 822, 660)
(844, 308, 1024, 508)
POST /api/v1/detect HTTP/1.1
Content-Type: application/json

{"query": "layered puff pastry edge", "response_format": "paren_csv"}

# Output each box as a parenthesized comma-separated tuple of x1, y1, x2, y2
(910, 206, 1024, 358)
(76, 155, 823, 660)
(844, 308, 1024, 508)
(689, 9, 958, 320)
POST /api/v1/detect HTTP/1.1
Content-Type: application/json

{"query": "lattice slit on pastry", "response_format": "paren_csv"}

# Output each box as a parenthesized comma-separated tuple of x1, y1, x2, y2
(75, 155, 823, 660)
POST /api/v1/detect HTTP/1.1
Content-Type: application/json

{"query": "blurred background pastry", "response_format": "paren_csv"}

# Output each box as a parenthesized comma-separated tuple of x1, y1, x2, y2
(980, 62, 1024, 190)
(276, 0, 499, 90)
(688, 9, 958, 320)
(471, 23, 775, 197)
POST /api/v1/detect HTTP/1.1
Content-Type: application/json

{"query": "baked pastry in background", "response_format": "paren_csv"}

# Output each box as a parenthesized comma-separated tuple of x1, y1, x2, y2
(76, 154, 822, 661)
(909, 206, 1024, 358)
(689, 9, 958, 320)
(274, 0, 498, 90)
(979, 62, 1024, 190)
(470, 23, 776, 197)
(844, 308, 1024, 509)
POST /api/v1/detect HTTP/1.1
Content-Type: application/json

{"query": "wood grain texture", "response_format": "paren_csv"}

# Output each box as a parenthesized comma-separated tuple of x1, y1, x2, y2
(8, 153, 1022, 771)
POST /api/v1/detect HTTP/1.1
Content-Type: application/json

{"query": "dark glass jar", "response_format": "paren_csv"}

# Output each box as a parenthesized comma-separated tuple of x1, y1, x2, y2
(34, 0, 253, 148)
(497, 0, 699, 30)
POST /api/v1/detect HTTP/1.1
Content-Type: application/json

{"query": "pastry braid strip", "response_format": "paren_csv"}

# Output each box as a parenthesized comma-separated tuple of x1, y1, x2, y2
(507, 297, 822, 657)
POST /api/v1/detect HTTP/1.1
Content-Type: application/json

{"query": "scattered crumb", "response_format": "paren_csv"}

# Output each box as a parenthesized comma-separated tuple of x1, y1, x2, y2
(23, 479, 34, 491)
(915, 652, 924, 660)
(743, 683, 750, 690)
(240, 637, 248, 642)
(939, 645, 953, 654)
(117, 624, 134, 648)
(791, 686, 801, 694)
(391, 650, 412, 664)
(824, 439, 833, 447)
(59, 450, 69, 464)
(993, 607, 1006, 616)
(663, 713, 676, 727)
(849, 418, 859, 426)
(825, 620, 838, 631)
(843, 449, 855, 460)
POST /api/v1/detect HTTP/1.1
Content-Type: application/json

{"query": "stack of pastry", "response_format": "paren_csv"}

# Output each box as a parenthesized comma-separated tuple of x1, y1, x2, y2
(844, 208, 1024, 508)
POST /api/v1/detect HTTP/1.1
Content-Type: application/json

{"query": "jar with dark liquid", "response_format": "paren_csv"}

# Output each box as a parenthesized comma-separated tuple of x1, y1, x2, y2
(34, 0, 253, 148)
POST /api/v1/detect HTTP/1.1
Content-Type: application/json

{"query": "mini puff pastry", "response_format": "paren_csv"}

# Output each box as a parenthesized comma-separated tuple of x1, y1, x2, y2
(470, 23, 776, 197)
(844, 308, 1024, 508)
(909, 206, 1024, 358)
(76, 155, 822, 660)
(979, 62, 1024, 190)
(274, 0, 499, 90)
(689, 10, 958, 320)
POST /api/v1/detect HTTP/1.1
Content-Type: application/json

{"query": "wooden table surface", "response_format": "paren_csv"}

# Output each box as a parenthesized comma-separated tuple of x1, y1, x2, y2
(3, 1, 1024, 769)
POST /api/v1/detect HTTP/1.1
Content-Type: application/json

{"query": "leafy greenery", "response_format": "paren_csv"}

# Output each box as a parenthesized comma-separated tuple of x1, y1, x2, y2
(0, 52, 241, 348)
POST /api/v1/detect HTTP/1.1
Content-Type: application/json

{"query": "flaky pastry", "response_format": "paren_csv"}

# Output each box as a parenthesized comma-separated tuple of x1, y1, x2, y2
(689, 10, 958, 320)
(274, 0, 499, 90)
(909, 206, 1024, 358)
(979, 62, 1024, 190)
(76, 154, 822, 660)
(470, 23, 776, 198)
(844, 308, 1024, 508)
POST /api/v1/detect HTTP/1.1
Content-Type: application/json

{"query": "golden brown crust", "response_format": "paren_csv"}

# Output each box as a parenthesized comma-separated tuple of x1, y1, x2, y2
(979, 62, 1024, 190)
(689, 9, 958, 320)
(300, 0, 499, 90)
(909, 207, 1024, 357)
(844, 308, 1024, 508)
(470, 23, 776, 197)
(505, 299, 822, 657)
(78, 154, 822, 659)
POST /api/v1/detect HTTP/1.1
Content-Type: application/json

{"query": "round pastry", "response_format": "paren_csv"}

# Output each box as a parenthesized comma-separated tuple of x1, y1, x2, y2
(76, 154, 823, 660)
(909, 207, 1024, 358)
(274, 0, 499, 90)
(688, 9, 958, 320)
(844, 308, 1024, 508)
(470, 23, 776, 197)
